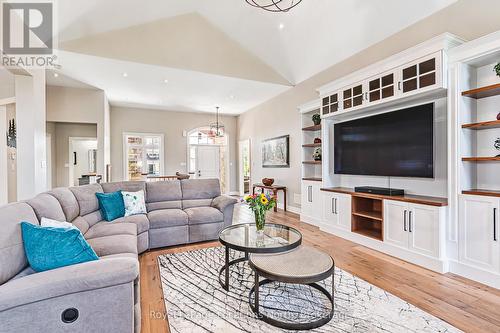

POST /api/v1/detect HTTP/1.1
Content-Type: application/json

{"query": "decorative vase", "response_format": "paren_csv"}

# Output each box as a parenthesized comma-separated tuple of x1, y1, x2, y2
(262, 178, 274, 186)
(254, 210, 266, 232)
(314, 137, 322, 144)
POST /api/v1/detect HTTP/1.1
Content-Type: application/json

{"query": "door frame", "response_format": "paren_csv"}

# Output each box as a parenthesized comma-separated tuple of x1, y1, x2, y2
(238, 139, 251, 196)
(69, 137, 98, 187)
(122, 132, 165, 181)
(186, 127, 230, 194)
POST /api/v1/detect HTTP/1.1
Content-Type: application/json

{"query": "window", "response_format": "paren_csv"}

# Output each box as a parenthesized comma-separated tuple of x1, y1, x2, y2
(123, 133, 164, 180)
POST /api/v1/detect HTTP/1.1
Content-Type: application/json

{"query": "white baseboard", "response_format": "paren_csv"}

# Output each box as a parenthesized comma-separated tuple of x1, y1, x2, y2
(448, 260, 500, 289)
(278, 203, 300, 214)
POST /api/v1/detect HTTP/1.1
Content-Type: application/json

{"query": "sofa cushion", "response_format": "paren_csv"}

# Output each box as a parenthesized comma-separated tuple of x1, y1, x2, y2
(147, 209, 188, 229)
(26, 193, 66, 222)
(70, 184, 104, 216)
(101, 181, 146, 194)
(0, 203, 38, 285)
(20, 222, 98, 272)
(96, 191, 125, 221)
(145, 181, 182, 211)
(184, 207, 223, 225)
(86, 234, 138, 256)
(181, 178, 221, 200)
(47, 187, 80, 222)
(113, 214, 149, 234)
(84, 221, 137, 239)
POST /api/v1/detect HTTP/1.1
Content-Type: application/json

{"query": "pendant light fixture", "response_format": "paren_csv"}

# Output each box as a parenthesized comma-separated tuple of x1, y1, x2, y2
(210, 106, 225, 138)
(245, 0, 303, 12)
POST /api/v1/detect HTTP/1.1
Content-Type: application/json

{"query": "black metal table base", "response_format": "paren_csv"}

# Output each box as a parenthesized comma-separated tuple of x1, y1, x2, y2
(218, 247, 249, 291)
(248, 276, 334, 330)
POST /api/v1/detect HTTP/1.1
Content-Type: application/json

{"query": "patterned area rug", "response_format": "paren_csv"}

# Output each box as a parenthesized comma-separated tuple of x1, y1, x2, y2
(158, 247, 460, 333)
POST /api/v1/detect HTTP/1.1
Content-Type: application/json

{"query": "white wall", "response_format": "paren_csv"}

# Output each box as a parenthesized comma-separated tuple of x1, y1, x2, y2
(15, 70, 47, 200)
(0, 106, 7, 205)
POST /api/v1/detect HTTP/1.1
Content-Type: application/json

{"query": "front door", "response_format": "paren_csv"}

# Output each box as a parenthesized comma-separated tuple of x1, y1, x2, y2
(196, 145, 220, 179)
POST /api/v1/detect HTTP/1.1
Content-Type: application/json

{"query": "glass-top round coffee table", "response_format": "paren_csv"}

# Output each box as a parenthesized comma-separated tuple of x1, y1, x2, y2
(218, 223, 302, 291)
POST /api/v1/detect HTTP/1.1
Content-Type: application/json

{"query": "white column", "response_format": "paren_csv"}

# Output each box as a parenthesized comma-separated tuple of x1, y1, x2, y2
(15, 69, 47, 199)
(0, 105, 7, 205)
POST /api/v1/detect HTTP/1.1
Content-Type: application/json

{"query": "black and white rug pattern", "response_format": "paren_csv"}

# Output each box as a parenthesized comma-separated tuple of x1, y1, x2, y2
(158, 247, 460, 333)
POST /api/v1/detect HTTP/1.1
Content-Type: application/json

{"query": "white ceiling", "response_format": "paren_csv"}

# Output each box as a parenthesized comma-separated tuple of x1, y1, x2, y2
(53, 0, 457, 113)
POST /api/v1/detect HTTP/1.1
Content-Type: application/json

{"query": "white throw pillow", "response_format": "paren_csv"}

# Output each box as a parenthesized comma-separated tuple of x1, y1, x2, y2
(122, 190, 147, 217)
(40, 217, 79, 230)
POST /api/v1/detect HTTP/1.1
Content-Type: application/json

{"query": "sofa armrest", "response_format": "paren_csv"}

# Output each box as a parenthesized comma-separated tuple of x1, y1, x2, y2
(0, 257, 138, 312)
(212, 195, 238, 212)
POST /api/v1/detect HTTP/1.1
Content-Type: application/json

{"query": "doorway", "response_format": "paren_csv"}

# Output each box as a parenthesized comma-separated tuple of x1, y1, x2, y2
(187, 127, 229, 193)
(69, 137, 98, 187)
(239, 139, 251, 196)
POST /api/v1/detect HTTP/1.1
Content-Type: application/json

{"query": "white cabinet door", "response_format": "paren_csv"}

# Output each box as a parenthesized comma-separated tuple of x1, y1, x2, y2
(384, 200, 409, 248)
(398, 51, 442, 97)
(336, 193, 352, 230)
(459, 195, 500, 273)
(311, 183, 323, 220)
(301, 182, 313, 217)
(321, 91, 341, 117)
(323, 192, 339, 227)
(408, 204, 440, 257)
(366, 70, 398, 107)
(341, 81, 366, 112)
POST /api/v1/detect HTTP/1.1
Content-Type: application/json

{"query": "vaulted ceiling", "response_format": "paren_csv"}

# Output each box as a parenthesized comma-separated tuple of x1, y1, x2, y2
(52, 0, 457, 114)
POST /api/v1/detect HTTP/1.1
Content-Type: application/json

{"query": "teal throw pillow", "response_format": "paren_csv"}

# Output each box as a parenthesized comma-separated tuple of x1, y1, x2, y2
(21, 222, 98, 272)
(96, 191, 125, 221)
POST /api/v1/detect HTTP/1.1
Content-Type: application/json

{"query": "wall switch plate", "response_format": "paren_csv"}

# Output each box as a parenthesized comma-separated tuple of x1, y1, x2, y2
(41, 161, 46, 168)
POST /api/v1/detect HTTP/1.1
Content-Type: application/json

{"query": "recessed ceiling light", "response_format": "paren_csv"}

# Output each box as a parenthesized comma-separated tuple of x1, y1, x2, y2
(164, 79, 169, 83)
(278, 23, 285, 30)
(122, 72, 128, 78)
(53, 73, 59, 78)
(229, 95, 235, 99)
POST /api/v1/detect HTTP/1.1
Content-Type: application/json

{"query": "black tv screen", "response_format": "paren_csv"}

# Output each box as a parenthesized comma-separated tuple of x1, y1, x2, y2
(334, 103, 434, 178)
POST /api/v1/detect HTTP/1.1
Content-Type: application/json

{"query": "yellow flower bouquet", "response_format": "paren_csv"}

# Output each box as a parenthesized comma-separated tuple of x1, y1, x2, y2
(242, 193, 277, 231)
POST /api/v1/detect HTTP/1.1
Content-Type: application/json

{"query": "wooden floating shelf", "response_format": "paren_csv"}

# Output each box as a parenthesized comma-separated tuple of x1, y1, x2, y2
(302, 160, 322, 164)
(462, 120, 500, 130)
(302, 124, 321, 131)
(302, 143, 322, 147)
(462, 157, 500, 162)
(353, 228, 383, 241)
(462, 189, 500, 198)
(352, 210, 383, 221)
(302, 177, 322, 182)
(462, 83, 500, 99)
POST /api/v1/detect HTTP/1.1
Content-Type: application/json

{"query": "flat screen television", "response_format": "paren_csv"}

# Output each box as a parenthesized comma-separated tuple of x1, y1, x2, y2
(334, 103, 434, 178)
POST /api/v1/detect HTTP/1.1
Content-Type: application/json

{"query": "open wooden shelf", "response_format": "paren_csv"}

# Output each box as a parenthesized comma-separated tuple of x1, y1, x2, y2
(462, 120, 500, 130)
(351, 195, 383, 241)
(302, 124, 321, 131)
(462, 189, 500, 198)
(353, 227, 383, 241)
(302, 143, 322, 147)
(353, 210, 383, 221)
(302, 177, 322, 182)
(462, 156, 500, 162)
(302, 160, 322, 164)
(462, 83, 500, 99)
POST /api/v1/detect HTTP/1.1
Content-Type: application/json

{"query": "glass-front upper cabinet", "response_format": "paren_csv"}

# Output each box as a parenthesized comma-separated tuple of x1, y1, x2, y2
(321, 92, 340, 116)
(368, 71, 396, 103)
(342, 83, 364, 111)
(399, 52, 441, 95)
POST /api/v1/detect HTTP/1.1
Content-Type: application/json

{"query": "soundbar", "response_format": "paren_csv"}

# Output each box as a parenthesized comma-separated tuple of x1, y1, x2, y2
(354, 186, 405, 196)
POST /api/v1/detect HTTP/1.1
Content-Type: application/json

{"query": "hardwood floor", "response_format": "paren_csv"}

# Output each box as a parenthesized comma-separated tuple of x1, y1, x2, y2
(140, 205, 500, 333)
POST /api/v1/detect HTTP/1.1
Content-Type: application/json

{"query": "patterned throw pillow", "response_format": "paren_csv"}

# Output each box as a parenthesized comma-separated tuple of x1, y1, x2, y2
(122, 190, 147, 216)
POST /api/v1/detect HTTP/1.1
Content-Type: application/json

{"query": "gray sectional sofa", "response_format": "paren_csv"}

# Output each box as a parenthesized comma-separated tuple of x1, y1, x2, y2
(0, 178, 237, 333)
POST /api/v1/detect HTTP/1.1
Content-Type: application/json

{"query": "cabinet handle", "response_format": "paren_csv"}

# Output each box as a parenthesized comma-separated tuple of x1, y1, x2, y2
(408, 211, 413, 233)
(403, 210, 407, 231)
(335, 198, 338, 214)
(331, 198, 335, 214)
(494, 208, 498, 242)
(308, 186, 312, 203)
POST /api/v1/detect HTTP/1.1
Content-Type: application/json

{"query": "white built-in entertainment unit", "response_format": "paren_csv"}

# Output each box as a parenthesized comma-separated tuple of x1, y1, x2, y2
(300, 32, 500, 289)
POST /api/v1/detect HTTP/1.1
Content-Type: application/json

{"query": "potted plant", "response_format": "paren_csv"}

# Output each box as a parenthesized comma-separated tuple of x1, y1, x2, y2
(313, 147, 322, 161)
(242, 193, 276, 231)
(312, 113, 321, 126)
(494, 63, 500, 78)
